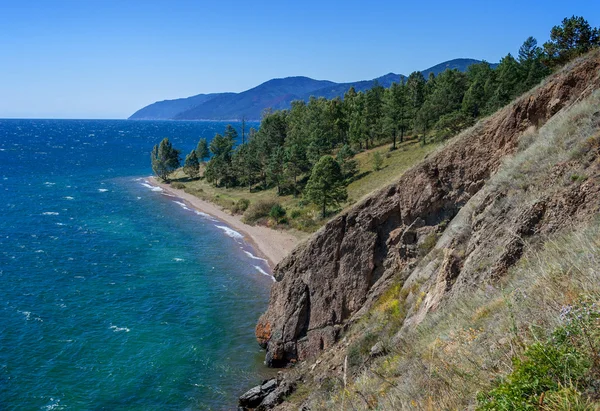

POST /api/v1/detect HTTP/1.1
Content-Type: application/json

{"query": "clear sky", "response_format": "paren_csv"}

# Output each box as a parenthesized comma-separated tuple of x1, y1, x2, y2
(1, 0, 598, 119)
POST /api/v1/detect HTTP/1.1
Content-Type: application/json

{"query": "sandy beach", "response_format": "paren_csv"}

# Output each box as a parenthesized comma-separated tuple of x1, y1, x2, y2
(148, 177, 302, 268)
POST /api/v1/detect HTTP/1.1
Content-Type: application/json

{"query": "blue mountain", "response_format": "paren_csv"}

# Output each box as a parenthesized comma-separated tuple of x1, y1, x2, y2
(129, 58, 489, 121)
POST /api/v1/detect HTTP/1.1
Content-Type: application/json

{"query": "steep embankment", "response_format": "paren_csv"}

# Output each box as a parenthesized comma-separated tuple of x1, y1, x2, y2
(255, 49, 600, 375)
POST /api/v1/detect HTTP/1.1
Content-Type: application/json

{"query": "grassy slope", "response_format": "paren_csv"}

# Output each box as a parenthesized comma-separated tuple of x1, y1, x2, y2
(170, 137, 441, 233)
(294, 87, 600, 409)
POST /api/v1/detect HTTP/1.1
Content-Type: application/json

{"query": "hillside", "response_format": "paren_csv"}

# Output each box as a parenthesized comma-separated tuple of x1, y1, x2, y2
(129, 58, 484, 121)
(175, 77, 336, 121)
(128, 92, 233, 120)
(247, 50, 600, 409)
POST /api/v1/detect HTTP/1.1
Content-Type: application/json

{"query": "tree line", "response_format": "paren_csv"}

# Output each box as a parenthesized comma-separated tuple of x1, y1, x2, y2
(152, 16, 599, 216)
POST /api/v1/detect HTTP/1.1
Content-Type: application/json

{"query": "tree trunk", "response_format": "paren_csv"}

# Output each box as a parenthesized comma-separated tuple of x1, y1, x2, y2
(392, 128, 397, 150)
(322, 198, 326, 218)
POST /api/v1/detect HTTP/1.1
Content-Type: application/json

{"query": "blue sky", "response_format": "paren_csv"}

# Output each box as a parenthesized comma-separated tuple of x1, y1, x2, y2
(0, 0, 598, 119)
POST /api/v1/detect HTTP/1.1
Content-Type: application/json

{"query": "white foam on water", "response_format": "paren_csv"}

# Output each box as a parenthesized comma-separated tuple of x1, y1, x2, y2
(161, 192, 176, 197)
(109, 325, 130, 333)
(140, 182, 163, 192)
(173, 258, 185, 262)
(42, 397, 62, 411)
(173, 201, 190, 210)
(43, 182, 55, 186)
(254, 265, 275, 281)
(215, 225, 244, 240)
(194, 210, 217, 221)
(98, 188, 109, 192)
(18, 310, 31, 320)
(64, 196, 74, 200)
(42, 211, 59, 215)
(34, 250, 44, 253)
(243, 250, 268, 262)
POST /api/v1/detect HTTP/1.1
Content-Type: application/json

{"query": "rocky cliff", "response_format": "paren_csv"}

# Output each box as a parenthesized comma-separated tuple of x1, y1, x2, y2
(255, 50, 600, 370)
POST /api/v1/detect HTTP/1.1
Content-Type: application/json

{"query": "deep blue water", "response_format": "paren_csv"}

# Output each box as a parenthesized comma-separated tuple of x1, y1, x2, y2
(0, 119, 273, 410)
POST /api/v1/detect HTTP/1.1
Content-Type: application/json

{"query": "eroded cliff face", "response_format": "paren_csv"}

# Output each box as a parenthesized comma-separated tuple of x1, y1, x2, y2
(256, 51, 600, 368)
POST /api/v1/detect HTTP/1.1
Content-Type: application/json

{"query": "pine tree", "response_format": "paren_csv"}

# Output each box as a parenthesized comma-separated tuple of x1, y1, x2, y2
(304, 156, 347, 217)
(195, 138, 209, 162)
(383, 81, 408, 150)
(266, 147, 287, 195)
(150, 138, 180, 182)
(183, 150, 200, 179)
(543, 16, 600, 67)
(336, 144, 358, 181)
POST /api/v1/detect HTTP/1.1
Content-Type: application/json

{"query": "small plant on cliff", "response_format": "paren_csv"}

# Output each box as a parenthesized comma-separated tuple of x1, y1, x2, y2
(304, 156, 348, 217)
(477, 299, 600, 410)
(151, 137, 181, 182)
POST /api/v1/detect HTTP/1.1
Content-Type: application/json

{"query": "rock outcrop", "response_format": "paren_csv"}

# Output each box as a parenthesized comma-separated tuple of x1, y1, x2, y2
(256, 51, 600, 367)
(238, 375, 295, 411)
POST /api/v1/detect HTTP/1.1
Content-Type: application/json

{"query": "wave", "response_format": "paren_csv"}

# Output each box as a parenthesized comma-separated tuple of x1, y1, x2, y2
(254, 265, 275, 281)
(173, 201, 190, 210)
(98, 188, 109, 192)
(42, 212, 59, 215)
(215, 225, 244, 240)
(64, 196, 74, 200)
(173, 258, 185, 262)
(109, 325, 130, 333)
(140, 182, 163, 192)
(194, 210, 217, 221)
(243, 250, 268, 262)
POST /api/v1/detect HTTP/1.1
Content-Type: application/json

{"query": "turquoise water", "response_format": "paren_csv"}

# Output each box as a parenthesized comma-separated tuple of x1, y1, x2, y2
(0, 119, 273, 410)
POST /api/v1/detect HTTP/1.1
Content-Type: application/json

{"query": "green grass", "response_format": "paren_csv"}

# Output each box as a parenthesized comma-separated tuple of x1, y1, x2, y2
(345, 138, 441, 206)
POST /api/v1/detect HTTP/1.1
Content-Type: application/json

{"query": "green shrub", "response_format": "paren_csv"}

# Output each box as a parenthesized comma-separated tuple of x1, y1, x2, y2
(232, 198, 250, 214)
(289, 209, 302, 219)
(348, 332, 379, 369)
(243, 200, 280, 224)
(269, 204, 286, 220)
(477, 299, 600, 410)
(372, 152, 384, 171)
(171, 182, 185, 189)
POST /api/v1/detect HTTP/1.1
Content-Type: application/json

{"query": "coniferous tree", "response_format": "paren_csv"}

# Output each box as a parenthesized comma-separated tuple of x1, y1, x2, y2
(365, 80, 385, 148)
(406, 71, 426, 134)
(488, 53, 523, 111)
(348, 91, 367, 149)
(336, 144, 359, 181)
(383, 81, 408, 149)
(195, 138, 210, 162)
(151, 138, 180, 182)
(518, 37, 551, 92)
(462, 62, 494, 118)
(183, 150, 200, 179)
(304, 156, 347, 217)
(266, 146, 287, 195)
(224, 124, 239, 142)
(543, 16, 600, 67)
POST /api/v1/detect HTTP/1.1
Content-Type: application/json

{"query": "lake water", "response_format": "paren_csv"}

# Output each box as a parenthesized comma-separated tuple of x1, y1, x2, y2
(0, 119, 273, 410)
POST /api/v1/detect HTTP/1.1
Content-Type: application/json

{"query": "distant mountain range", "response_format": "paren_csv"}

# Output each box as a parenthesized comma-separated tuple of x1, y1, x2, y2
(129, 58, 488, 121)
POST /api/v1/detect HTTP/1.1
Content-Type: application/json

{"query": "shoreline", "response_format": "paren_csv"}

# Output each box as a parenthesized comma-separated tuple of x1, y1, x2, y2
(147, 177, 301, 268)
